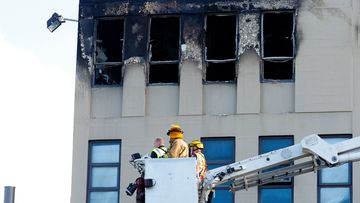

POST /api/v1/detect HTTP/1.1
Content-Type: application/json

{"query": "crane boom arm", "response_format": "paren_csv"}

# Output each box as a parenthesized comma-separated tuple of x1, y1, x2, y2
(199, 134, 360, 203)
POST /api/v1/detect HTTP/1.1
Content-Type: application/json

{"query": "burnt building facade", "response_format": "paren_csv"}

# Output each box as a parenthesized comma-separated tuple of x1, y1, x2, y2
(71, 0, 360, 202)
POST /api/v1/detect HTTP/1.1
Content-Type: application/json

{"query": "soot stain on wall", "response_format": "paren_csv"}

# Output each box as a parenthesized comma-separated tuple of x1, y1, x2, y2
(78, 0, 299, 73)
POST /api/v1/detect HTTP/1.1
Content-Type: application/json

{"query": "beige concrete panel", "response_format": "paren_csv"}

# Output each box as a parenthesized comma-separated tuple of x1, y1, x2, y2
(293, 171, 317, 203)
(71, 67, 92, 203)
(179, 61, 203, 115)
(235, 121, 258, 203)
(236, 188, 257, 203)
(293, 134, 317, 203)
(122, 63, 146, 117)
(261, 112, 352, 136)
(91, 87, 122, 118)
(201, 115, 238, 136)
(295, 8, 353, 112)
(354, 160, 360, 203)
(237, 50, 260, 114)
(71, 125, 90, 203)
(204, 84, 236, 115)
(352, 4, 360, 202)
(352, 0, 360, 138)
(235, 117, 260, 159)
(146, 86, 179, 116)
(300, 0, 352, 9)
(261, 83, 294, 113)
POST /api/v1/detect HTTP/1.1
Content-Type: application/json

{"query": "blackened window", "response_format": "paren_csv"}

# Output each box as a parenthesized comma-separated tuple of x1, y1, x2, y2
(205, 15, 237, 82)
(94, 18, 124, 86)
(261, 12, 295, 81)
(149, 17, 180, 84)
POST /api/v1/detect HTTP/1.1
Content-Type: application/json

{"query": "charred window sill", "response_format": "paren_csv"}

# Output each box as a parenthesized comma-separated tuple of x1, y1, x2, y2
(203, 80, 237, 85)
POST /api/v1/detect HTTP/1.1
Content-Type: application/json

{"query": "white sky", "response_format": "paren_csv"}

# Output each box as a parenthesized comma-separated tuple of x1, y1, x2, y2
(0, 0, 78, 202)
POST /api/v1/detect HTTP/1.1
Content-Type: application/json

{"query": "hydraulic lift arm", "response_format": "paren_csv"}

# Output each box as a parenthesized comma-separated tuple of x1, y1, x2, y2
(199, 134, 360, 203)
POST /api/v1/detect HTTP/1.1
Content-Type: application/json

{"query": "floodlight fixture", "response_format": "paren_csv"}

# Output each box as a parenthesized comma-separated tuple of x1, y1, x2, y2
(47, 12, 77, 32)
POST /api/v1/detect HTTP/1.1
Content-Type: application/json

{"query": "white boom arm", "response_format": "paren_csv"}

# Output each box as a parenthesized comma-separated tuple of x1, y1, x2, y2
(199, 134, 360, 203)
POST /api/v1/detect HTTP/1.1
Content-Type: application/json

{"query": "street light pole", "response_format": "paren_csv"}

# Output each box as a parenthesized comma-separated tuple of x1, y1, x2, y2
(63, 18, 78, 22)
(4, 186, 15, 203)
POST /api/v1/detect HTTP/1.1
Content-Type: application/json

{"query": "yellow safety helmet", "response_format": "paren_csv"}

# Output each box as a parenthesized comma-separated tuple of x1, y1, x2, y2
(167, 124, 183, 135)
(190, 140, 204, 149)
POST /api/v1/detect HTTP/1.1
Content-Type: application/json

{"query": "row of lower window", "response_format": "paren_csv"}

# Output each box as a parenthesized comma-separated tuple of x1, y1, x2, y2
(93, 11, 295, 86)
(86, 135, 352, 203)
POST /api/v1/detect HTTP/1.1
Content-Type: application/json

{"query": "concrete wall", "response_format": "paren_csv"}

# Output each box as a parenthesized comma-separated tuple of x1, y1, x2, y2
(71, 0, 360, 203)
(83, 112, 352, 203)
(295, 0, 353, 112)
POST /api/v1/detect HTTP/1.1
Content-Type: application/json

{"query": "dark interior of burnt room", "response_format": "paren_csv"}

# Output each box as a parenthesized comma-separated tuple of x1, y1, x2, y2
(262, 12, 294, 81)
(149, 64, 179, 84)
(149, 17, 180, 84)
(205, 15, 237, 82)
(206, 61, 236, 82)
(263, 12, 294, 58)
(206, 15, 236, 60)
(95, 19, 124, 63)
(263, 60, 294, 80)
(94, 65, 122, 85)
(94, 18, 124, 86)
(149, 17, 179, 61)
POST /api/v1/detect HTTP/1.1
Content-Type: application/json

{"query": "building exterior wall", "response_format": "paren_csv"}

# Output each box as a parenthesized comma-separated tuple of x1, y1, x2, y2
(71, 0, 360, 202)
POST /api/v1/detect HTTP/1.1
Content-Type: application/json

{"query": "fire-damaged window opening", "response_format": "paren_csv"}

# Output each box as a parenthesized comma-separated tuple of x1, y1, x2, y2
(148, 16, 180, 84)
(205, 14, 237, 82)
(261, 11, 295, 82)
(93, 18, 124, 86)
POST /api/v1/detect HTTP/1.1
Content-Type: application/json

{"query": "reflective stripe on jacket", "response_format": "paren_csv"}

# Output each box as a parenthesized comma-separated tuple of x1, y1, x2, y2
(151, 146, 168, 158)
(194, 152, 207, 181)
(168, 139, 189, 158)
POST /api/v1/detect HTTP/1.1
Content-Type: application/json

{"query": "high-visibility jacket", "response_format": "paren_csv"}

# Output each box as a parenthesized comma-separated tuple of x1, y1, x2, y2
(150, 146, 168, 158)
(194, 152, 207, 182)
(167, 138, 189, 158)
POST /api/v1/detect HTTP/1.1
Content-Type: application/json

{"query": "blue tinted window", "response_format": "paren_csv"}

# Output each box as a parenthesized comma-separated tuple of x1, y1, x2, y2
(88, 141, 121, 203)
(202, 137, 235, 203)
(320, 137, 350, 184)
(259, 137, 293, 154)
(259, 136, 293, 203)
(320, 188, 350, 203)
(320, 164, 350, 184)
(259, 136, 294, 180)
(89, 191, 118, 203)
(260, 188, 292, 203)
(203, 138, 235, 163)
(212, 189, 234, 203)
(92, 144, 120, 163)
(318, 135, 352, 203)
(91, 167, 118, 187)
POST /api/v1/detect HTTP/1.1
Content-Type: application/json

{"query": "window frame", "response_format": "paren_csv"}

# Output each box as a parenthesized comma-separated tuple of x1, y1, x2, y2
(260, 10, 296, 83)
(317, 134, 353, 203)
(93, 17, 125, 87)
(87, 140, 122, 203)
(258, 135, 294, 203)
(201, 137, 235, 203)
(204, 13, 239, 84)
(147, 15, 181, 85)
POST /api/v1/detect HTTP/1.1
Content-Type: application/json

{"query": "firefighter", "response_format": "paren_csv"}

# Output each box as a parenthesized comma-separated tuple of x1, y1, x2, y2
(150, 137, 168, 158)
(166, 124, 189, 158)
(190, 140, 207, 182)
